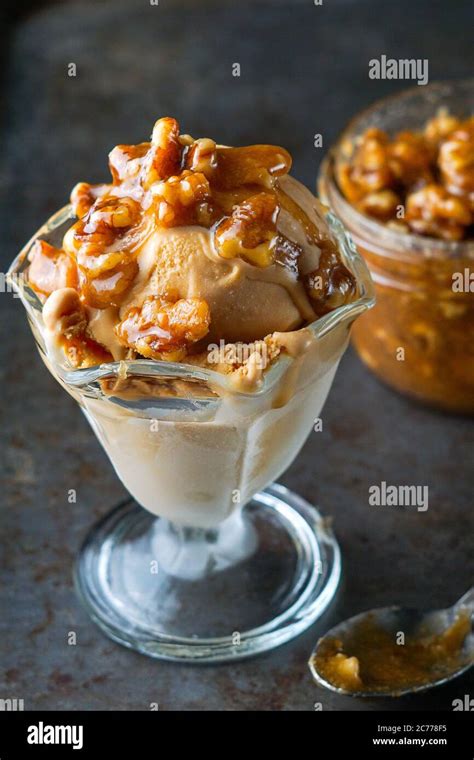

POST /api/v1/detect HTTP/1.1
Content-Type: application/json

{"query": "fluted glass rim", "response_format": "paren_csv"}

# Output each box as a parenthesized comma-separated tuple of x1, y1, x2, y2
(8, 203, 375, 397)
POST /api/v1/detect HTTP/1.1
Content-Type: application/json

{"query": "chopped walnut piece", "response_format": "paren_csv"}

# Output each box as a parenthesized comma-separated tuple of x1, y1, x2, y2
(424, 110, 461, 147)
(71, 182, 109, 218)
(61, 335, 113, 368)
(109, 142, 150, 184)
(439, 120, 474, 196)
(151, 170, 212, 226)
(304, 244, 356, 315)
(214, 192, 278, 266)
(80, 257, 139, 309)
(342, 128, 395, 200)
(388, 130, 433, 185)
(357, 189, 401, 221)
(142, 117, 182, 189)
(116, 295, 211, 361)
(84, 196, 141, 230)
(336, 163, 365, 205)
(28, 240, 78, 296)
(42, 288, 112, 368)
(68, 196, 141, 308)
(405, 184, 472, 240)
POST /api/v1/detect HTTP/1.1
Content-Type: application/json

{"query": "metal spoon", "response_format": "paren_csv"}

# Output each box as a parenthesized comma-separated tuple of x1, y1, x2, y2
(309, 587, 474, 697)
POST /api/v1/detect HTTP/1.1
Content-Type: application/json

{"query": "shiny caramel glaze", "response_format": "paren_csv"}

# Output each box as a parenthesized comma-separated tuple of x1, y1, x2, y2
(28, 117, 355, 368)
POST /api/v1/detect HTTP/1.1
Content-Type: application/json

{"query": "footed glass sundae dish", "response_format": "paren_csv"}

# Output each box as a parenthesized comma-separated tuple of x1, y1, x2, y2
(9, 118, 374, 661)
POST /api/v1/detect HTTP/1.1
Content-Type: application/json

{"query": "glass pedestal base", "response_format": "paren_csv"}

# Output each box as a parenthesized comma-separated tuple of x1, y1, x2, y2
(74, 483, 341, 662)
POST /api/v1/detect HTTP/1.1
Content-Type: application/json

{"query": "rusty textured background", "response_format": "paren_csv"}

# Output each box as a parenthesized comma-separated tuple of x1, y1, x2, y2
(0, 0, 473, 710)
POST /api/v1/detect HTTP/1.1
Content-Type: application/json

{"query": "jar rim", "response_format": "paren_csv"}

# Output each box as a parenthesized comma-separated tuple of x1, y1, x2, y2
(340, 78, 474, 141)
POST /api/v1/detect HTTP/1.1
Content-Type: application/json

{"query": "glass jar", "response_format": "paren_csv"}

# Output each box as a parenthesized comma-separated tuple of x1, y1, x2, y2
(319, 81, 474, 414)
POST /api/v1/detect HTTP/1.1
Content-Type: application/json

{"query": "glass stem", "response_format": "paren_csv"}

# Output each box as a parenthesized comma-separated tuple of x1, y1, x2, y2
(151, 508, 257, 581)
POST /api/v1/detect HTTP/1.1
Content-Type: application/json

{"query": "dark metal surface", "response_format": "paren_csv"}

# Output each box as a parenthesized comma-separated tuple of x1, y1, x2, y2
(1, 0, 473, 710)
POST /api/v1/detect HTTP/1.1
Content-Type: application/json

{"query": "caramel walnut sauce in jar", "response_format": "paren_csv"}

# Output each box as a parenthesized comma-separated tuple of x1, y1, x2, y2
(319, 81, 474, 413)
